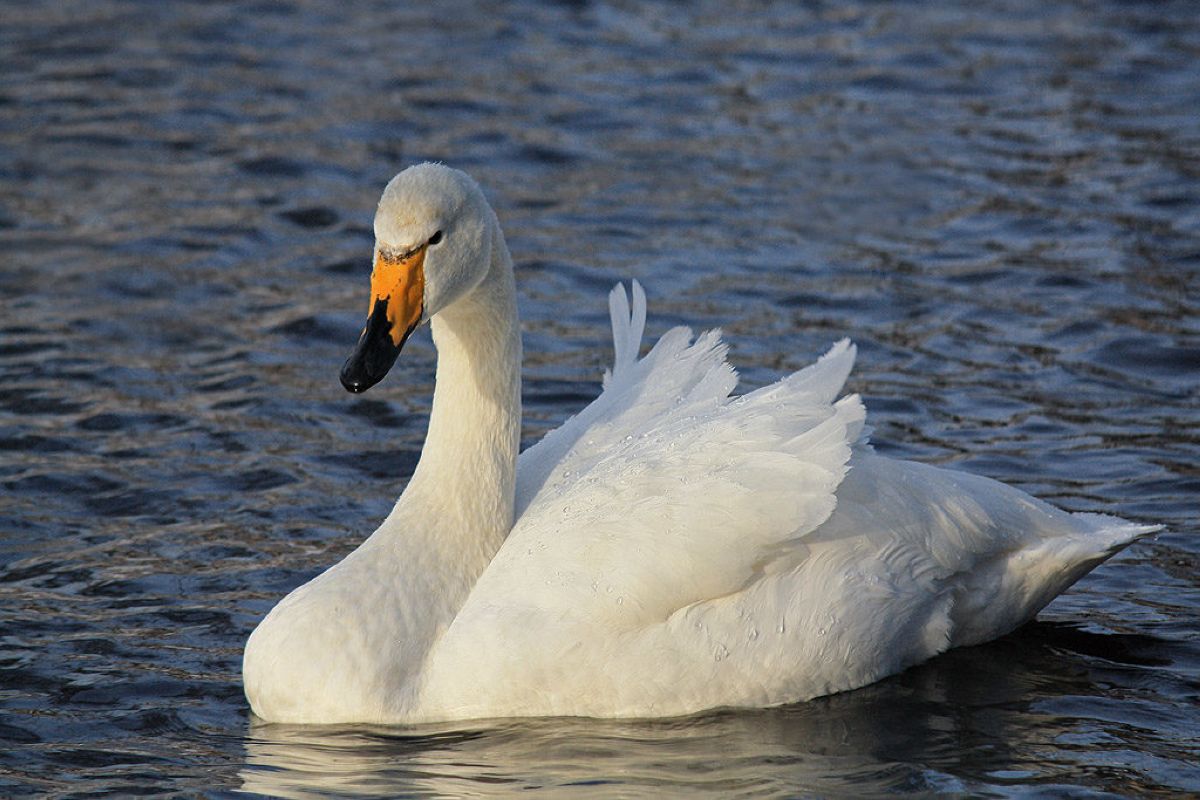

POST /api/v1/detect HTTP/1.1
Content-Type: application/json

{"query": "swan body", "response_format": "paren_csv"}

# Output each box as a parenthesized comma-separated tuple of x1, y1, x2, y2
(243, 164, 1155, 724)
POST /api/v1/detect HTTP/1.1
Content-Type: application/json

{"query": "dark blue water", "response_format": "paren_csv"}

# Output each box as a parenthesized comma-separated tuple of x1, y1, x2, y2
(2, 1, 1197, 796)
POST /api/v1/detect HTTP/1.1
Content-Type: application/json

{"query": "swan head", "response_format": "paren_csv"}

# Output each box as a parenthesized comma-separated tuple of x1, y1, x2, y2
(340, 163, 497, 392)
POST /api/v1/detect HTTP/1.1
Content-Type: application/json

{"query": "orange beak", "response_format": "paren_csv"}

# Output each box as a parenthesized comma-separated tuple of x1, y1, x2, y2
(369, 245, 427, 347)
(340, 245, 427, 393)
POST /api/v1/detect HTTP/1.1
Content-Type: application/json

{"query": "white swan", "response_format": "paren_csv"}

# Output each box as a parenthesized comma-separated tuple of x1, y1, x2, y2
(243, 163, 1156, 724)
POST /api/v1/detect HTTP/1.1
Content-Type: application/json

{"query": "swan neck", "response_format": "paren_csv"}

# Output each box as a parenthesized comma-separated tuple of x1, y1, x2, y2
(407, 231, 521, 561)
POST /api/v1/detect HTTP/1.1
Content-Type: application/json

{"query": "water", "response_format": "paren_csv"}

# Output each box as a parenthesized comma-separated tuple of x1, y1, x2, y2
(2, 0, 1198, 795)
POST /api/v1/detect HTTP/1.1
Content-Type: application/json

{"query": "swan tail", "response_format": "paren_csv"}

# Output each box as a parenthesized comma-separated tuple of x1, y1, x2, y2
(948, 511, 1160, 648)
(1042, 514, 1161, 603)
(1070, 513, 1161, 556)
(605, 280, 648, 387)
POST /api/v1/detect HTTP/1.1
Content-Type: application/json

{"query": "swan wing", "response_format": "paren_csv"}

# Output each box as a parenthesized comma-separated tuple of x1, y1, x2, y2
(514, 280, 863, 521)
(516, 366, 862, 614)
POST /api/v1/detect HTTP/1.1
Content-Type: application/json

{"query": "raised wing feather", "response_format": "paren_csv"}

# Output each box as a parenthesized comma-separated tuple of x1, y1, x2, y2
(514, 281, 735, 519)
(493, 283, 865, 625)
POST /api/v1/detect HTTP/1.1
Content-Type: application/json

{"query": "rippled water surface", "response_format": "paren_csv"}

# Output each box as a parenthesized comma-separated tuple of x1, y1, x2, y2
(2, 0, 1198, 796)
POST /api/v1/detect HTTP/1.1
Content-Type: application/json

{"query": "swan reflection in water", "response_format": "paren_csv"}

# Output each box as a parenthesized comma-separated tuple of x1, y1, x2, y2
(240, 622, 1173, 798)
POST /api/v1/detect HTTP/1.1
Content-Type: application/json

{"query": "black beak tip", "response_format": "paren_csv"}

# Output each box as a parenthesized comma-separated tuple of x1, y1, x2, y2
(340, 299, 412, 394)
(340, 359, 380, 393)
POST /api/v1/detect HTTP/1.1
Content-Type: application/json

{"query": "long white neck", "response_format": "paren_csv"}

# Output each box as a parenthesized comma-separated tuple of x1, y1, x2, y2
(387, 227, 522, 580)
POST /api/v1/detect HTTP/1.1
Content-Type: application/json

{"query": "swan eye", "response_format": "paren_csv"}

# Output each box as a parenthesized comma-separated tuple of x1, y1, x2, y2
(428, 230, 443, 246)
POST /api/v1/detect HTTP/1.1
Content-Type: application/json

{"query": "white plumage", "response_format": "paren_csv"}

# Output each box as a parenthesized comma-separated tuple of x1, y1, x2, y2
(243, 164, 1156, 724)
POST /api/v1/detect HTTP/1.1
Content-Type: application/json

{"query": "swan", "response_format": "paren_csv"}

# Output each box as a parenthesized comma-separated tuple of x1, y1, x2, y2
(243, 163, 1156, 724)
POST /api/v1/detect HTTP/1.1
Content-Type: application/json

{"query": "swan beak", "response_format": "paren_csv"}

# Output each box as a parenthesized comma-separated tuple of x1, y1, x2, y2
(340, 245, 426, 393)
